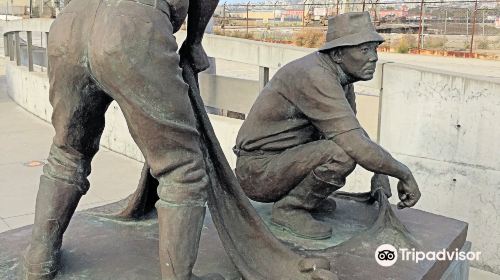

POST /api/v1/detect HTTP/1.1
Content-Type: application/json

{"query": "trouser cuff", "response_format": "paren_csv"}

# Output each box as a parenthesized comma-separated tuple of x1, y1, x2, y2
(155, 199, 206, 208)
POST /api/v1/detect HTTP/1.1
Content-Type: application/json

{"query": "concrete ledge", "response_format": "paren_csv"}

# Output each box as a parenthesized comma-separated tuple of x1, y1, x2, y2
(385, 62, 500, 85)
(199, 73, 259, 115)
(2, 18, 54, 34)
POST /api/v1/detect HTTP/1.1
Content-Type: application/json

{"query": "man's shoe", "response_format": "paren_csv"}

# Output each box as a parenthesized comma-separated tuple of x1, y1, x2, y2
(192, 273, 225, 280)
(23, 176, 83, 280)
(156, 201, 226, 280)
(312, 197, 337, 213)
(270, 171, 345, 240)
(23, 226, 62, 280)
(271, 207, 332, 239)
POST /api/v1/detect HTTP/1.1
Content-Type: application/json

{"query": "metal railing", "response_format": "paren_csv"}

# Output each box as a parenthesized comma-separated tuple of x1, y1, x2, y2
(3, 30, 49, 72)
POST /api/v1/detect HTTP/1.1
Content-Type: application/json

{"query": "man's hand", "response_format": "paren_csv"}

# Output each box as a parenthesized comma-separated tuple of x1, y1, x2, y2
(396, 175, 421, 209)
(179, 41, 210, 74)
(370, 173, 391, 198)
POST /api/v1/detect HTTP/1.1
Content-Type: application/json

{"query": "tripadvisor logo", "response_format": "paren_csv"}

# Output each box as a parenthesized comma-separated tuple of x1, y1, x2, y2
(375, 244, 481, 267)
(375, 244, 398, 267)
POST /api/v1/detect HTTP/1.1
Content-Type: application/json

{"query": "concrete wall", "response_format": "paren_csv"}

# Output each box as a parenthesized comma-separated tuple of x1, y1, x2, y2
(6, 62, 51, 121)
(379, 64, 500, 273)
(0, 6, 26, 16)
(2, 18, 53, 34)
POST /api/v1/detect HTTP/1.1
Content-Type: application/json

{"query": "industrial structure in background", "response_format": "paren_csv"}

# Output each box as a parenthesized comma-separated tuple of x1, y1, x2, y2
(1, 0, 498, 57)
(0, 0, 72, 18)
(213, 0, 499, 59)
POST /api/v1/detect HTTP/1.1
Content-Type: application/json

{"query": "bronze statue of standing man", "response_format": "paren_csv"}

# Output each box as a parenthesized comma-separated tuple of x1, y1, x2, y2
(22, 0, 222, 279)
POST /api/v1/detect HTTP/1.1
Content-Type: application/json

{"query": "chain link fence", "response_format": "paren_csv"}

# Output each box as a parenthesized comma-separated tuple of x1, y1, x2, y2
(213, 0, 500, 58)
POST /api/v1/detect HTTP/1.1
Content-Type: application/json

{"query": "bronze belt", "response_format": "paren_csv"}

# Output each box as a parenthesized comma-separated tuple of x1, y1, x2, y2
(233, 147, 281, 157)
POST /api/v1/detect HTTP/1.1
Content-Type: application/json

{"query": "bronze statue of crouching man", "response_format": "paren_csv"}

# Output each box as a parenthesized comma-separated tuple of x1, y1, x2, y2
(234, 12, 421, 240)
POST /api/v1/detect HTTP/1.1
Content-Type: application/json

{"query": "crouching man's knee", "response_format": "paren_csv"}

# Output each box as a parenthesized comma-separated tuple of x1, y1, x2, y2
(235, 165, 292, 203)
(313, 151, 356, 186)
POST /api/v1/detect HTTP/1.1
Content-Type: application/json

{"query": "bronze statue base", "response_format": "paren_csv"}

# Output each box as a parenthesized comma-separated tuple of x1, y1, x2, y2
(0, 197, 468, 280)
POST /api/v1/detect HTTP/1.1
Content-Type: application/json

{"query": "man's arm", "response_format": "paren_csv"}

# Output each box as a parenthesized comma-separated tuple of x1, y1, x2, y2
(344, 84, 357, 114)
(333, 128, 420, 208)
(344, 84, 392, 196)
(180, 0, 219, 73)
(185, 0, 219, 45)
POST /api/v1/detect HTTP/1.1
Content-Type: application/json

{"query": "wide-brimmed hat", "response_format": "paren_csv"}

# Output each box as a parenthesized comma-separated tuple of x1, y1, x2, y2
(319, 12, 384, 52)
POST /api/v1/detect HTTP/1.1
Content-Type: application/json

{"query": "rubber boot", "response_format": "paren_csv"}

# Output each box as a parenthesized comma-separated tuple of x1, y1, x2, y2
(312, 197, 337, 214)
(156, 201, 225, 280)
(271, 171, 343, 240)
(23, 175, 83, 280)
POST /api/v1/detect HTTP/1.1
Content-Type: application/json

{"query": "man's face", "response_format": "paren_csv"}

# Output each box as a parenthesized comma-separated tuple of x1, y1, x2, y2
(334, 42, 379, 81)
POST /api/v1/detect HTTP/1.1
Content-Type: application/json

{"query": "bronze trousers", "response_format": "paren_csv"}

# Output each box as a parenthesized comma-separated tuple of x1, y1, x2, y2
(44, 0, 208, 206)
(235, 140, 356, 202)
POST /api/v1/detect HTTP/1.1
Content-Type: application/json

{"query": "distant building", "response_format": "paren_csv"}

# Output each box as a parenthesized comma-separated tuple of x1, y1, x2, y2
(281, 9, 303, 21)
(229, 10, 276, 20)
(378, 5, 409, 20)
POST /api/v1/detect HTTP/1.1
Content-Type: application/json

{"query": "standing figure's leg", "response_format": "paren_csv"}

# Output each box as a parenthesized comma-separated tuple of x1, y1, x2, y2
(23, 53, 112, 280)
(88, 2, 222, 279)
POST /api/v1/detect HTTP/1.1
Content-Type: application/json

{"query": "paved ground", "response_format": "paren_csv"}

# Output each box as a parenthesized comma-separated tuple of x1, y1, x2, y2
(0, 59, 142, 233)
